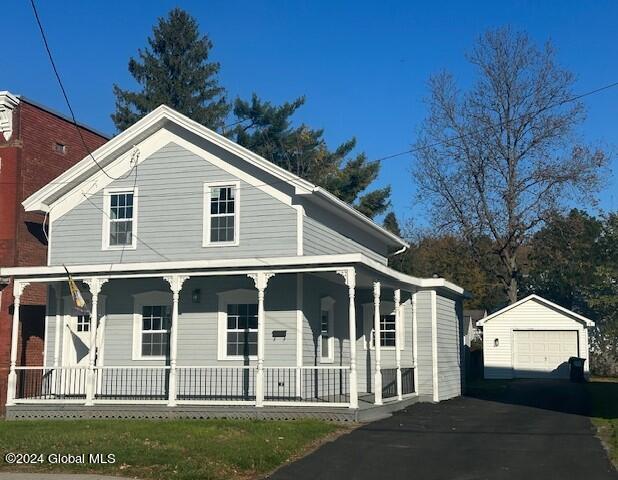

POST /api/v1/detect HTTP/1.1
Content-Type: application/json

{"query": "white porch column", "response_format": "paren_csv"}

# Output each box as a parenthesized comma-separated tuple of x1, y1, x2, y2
(373, 281, 382, 405)
(164, 275, 189, 407)
(84, 278, 108, 406)
(6, 281, 28, 406)
(248, 272, 274, 407)
(337, 268, 358, 409)
(394, 289, 402, 400)
(295, 273, 303, 400)
(52, 285, 62, 395)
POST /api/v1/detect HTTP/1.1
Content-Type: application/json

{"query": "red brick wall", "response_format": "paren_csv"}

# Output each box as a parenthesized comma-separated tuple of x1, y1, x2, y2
(0, 99, 107, 413)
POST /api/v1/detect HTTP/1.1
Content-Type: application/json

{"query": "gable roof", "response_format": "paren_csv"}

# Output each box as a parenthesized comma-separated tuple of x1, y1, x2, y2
(477, 294, 595, 327)
(22, 105, 407, 249)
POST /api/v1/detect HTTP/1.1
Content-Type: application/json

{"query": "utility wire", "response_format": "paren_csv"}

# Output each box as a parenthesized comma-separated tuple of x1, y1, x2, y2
(29, 0, 135, 182)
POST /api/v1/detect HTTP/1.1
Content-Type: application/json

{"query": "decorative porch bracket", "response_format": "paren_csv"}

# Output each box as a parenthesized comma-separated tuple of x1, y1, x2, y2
(373, 281, 383, 405)
(6, 281, 29, 406)
(247, 272, 275, 407)
(83, 277, 108, 406)
(163, 275, 189, 407)
(336, 268, 358, 409)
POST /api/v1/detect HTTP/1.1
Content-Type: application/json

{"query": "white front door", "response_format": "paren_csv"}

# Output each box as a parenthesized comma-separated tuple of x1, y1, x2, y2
(513, 330, 579, 379)
(61, 313, 92, 395)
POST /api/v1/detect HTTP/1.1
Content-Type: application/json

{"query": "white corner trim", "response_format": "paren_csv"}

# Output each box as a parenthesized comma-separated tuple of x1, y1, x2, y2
(202, 180, 241, 247)
(295, 205, 305, 256)
(132, 290, 172, 361)
(216, 288, 258, 361)
(101, 187, 138, 251)
(431, 290, 439, 402)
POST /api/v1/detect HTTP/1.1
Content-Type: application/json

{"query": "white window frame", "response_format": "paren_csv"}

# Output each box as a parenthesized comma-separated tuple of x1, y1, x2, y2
(217, 289, 258, 361)
(362, 301, 401, 351)
(203, 181, 240, 247)
(102, 187, 138, 251)
(132, 291, 172, 361)
(319, 296, 335, 364)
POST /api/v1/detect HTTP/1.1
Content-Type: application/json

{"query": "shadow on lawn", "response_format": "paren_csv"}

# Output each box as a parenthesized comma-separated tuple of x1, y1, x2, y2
(466, 378, 618, 419)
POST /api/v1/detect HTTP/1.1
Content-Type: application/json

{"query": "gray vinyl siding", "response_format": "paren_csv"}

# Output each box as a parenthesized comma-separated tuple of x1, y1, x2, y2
(303, 216, 387, 264)
(302, 273, 350, 368)
(436, 294, 463, 401)
(415, 291, 434, 399)
(49, 142, 298, 265)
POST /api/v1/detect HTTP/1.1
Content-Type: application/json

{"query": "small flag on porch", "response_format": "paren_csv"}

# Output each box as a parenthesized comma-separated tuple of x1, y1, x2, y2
(64, 265, 89, 314)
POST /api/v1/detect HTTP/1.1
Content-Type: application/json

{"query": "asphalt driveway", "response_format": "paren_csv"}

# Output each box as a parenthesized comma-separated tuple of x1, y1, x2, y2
(270, 380, 617, 480)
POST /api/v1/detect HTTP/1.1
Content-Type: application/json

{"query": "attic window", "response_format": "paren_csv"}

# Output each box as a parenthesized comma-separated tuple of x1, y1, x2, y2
(53, 142, 67, 154)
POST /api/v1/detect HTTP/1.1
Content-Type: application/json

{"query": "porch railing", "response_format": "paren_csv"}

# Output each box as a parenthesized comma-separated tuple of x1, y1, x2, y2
(177, 367, 255, 402)
(95, 366, 169, 401)
(11, 365, 358, 407)
(13, 366, 88, 401)
(264, 366, 350, 405)
(381, 368, 398, 399)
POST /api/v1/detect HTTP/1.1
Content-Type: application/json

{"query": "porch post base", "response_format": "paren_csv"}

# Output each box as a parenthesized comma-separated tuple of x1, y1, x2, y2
(396, 367, 403, 401)
(374, 371, 383, 405)
(6, 370, 16, 406)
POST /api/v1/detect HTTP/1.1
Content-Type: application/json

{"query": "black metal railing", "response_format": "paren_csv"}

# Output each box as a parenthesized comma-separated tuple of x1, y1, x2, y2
(177, 367, 255, 401)
(264, 367, 349, 403)
(14, 367, 87, 400)
(402, 367, 415, 395)
(381, 368, 398, 399)
(95, 367, 169, 400)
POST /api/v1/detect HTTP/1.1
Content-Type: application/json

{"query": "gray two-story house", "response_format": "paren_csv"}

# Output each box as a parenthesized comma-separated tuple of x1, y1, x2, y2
(1, 105, 466, 421)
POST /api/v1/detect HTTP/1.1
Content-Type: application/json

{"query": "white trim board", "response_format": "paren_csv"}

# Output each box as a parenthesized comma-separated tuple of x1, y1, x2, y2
(1, 253, 467, 297)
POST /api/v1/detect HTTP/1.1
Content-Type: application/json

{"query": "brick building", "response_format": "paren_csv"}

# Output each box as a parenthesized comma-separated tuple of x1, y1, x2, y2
(0, 91, 107, 413)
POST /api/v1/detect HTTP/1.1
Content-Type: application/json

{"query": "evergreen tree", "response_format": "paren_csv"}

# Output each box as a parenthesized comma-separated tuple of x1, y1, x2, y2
(383, 212, 401, 236)
(112, 8, 229, 131)
(232, 94, 391, 218)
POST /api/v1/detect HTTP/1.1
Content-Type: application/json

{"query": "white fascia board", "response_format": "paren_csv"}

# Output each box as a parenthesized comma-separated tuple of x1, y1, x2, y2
(1, 252, 467, 297)
(477, 294, 595, 327)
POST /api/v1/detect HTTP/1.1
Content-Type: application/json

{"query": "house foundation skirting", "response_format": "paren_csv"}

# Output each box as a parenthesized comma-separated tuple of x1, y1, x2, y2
(5, 395, 419, 423)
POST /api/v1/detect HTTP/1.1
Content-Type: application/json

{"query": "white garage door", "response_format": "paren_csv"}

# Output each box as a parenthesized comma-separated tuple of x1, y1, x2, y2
(513, 330, 579, 379)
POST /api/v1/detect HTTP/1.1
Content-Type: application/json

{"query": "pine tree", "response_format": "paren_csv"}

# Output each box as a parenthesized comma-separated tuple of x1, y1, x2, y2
(112, 8, 229, 131)
(232, 94, 391, 218)
(383, 212, 401, 236)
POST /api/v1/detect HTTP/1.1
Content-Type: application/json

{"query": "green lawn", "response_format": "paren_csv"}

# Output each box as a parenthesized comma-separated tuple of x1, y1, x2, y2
(0, 419, 342, 480)
(586, 378, 618, 468)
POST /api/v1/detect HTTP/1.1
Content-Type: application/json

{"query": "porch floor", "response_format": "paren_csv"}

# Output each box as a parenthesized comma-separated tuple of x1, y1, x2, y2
(5, 394, 419, 422)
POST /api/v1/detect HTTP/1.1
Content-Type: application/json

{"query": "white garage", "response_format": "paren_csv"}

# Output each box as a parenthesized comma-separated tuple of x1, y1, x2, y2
(478, 295, 595, 379)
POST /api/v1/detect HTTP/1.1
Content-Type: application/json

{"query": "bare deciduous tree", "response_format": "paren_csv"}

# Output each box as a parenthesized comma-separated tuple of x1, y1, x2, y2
(413, 27, 607, 303)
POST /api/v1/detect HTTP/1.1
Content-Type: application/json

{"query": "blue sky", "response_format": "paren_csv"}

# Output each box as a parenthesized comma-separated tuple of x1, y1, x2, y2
(4, 0, 617, 225)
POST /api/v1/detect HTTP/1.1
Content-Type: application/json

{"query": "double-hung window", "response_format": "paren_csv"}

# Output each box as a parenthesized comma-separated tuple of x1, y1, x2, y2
(379, 314, 397, 347)
(226, 303, 258, 357)
(104, 189, 137, 249)
(140, 305, 171, 357)
(76, 314, 90, 332)
(204, 182, 239, 246)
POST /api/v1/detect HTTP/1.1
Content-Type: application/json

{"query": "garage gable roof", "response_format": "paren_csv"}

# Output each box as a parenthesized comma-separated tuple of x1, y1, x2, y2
(477, 294, 595, 327)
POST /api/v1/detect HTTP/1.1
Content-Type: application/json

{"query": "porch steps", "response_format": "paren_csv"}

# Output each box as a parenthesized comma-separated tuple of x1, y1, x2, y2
(5, 395, 419, 423)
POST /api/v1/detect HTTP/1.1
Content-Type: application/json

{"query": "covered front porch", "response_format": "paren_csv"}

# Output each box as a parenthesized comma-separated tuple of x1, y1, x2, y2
(4, 255, 419, 418)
